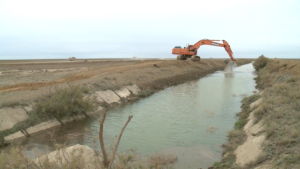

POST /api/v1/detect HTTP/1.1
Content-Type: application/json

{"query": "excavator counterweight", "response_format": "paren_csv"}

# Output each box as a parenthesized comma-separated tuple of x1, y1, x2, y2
(172, 39, 236, 64)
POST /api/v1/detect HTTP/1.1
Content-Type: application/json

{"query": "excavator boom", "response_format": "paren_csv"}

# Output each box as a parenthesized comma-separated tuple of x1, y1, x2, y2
(172, 39, 236, 62)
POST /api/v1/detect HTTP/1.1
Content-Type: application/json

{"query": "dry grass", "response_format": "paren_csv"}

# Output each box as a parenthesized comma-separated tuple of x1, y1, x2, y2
(0, 144, 178, 169)
(245, 58, 300, 168)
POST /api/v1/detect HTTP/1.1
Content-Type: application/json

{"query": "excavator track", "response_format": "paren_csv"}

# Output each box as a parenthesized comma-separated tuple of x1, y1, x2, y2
(191, 55, 200, 61)
(177, 55, 187, 60)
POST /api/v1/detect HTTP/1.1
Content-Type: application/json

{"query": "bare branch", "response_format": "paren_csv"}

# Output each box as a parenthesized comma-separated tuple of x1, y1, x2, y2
(99, 111, 109, 168)
(109, 115, 133, 169)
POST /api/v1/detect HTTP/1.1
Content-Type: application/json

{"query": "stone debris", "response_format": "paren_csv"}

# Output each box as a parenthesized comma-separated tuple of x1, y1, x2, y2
(34, 144, 102, 169)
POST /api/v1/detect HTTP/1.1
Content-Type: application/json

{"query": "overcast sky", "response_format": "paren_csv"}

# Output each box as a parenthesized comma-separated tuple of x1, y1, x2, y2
(0, 0, 299, 60)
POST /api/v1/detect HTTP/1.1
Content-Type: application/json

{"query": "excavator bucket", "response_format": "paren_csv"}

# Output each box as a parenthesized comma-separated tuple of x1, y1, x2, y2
(232, 61, 237, 67)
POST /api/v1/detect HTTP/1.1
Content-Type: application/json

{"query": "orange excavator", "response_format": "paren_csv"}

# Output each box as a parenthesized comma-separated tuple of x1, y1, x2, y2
(172, 39, 236, 64)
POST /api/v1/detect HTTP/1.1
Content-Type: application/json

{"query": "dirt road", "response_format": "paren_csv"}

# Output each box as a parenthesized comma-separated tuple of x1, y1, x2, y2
(0, 60, 152, 93)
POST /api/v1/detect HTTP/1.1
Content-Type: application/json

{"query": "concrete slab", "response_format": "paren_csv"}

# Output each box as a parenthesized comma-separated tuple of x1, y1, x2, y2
(23, 105, 33, 113)
(86, 106, 104, 116)
(0, 107, 29, 131)
(125, 84, 140, 95)
(97, 106, 103, 112)
(61, 116, 75, 124)
(115, 87, 131, 98)
(93, 92, 104, 102)
(4, 131, 25, 141)
(26, 119, 61, 135)
(96, 90, 120, 104)
(73, 114, 86, 121)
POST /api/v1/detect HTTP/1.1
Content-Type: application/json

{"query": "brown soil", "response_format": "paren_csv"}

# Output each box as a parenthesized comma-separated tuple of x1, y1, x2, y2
(0, 59, 252, 106)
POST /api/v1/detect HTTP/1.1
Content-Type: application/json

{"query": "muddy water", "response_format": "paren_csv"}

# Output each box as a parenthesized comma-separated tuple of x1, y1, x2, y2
(10, 63, 257, 169)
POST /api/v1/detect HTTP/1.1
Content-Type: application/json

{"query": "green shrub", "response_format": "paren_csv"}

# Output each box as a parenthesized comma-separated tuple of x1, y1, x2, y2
(253, 55, 269, 71)
(234, 119, 246, 129)
(33, 85, 96, 124)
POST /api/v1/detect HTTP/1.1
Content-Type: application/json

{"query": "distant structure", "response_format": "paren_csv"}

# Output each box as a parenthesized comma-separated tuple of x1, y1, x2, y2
(69, 57, 76, 61)
(132, 56, 137, 60)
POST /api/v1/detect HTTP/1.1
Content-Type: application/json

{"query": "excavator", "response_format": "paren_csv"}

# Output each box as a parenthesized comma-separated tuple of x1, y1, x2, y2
(172, 39, 236, 66)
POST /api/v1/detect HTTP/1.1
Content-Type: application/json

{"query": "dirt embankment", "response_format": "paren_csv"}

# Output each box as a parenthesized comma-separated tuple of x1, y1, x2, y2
(0, 59, 252, 105)
(211, 57, 300, 169)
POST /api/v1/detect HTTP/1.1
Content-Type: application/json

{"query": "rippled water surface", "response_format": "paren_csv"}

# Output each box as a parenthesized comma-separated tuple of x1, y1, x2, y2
(9, 63, 257, 169)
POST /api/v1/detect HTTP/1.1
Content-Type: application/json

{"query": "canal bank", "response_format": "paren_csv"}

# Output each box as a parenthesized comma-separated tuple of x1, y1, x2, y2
(2, 61, 257, 169)
(212, 57, 300, 169)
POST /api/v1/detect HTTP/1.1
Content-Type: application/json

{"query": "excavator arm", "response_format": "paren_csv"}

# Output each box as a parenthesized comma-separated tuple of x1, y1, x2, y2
(189, 39, 236, 62)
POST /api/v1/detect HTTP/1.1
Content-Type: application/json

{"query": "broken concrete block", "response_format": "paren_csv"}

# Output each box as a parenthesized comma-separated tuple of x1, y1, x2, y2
(34, 144, 102, 169)
(26, 119, 61, 135)
(115, 87, 131, 98)
(96, 90, 120, 104)
(0, 107, 29, 131)
(125, 85, 140, 95)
